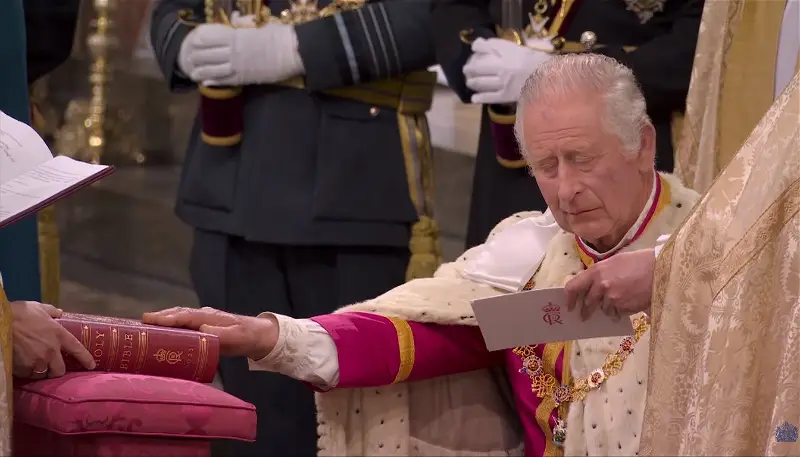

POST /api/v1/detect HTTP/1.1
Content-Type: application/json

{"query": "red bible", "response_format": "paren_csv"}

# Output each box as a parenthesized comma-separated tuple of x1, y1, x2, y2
(58, 313, 220, 383)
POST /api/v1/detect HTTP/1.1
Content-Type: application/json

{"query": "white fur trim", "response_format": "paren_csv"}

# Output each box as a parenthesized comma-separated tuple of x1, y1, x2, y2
(315, 173, 700, 457)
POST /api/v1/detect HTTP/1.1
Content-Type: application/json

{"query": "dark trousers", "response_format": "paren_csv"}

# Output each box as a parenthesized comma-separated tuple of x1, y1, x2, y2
(190, 229, 409, 457)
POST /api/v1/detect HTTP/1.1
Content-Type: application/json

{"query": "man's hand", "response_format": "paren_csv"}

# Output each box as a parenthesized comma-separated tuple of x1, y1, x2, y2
(464, 37, 552, 105)
(11, 301, 96, 379)
(177, 22, 304, 86)
(564, 249, 656, 321)
(142, 307, 278, 360)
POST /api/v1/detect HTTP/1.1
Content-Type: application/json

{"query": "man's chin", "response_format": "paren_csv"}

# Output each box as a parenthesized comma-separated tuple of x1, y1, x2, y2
(570, 220, 610, 242)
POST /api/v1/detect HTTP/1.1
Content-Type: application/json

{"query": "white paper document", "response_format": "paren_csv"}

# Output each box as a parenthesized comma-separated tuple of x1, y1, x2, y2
(0, 110, 112, 227)
(471, 287, 635, 351)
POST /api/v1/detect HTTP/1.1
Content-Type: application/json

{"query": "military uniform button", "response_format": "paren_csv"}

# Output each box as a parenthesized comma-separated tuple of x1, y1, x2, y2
(580, 31, 598, 51)
(369, 107, 380, 116)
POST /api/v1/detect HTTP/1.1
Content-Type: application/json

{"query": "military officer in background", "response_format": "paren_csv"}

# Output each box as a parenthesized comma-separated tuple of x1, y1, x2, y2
(150, 1, 439, 455)
(433, 0, 703, 248)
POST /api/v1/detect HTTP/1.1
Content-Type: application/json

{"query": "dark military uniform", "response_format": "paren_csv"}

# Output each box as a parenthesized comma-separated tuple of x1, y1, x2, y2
(433, 0, 703, 248)
(150, 1, 437, 455)
(25, 0, 81, 84)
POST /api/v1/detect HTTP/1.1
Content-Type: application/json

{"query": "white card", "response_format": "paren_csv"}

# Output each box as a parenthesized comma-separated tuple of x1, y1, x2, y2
(470, 287, 634, 351)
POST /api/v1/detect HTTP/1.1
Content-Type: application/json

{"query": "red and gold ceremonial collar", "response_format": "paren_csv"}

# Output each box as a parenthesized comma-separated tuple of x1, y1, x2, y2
(575, 173, 671, 268)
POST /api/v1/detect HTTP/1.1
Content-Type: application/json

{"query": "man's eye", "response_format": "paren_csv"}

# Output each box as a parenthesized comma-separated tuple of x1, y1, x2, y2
(537, 163, 557, 174)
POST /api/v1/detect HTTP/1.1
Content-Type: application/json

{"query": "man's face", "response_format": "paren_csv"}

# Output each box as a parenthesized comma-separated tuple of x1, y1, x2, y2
(521, 92, 655, 247)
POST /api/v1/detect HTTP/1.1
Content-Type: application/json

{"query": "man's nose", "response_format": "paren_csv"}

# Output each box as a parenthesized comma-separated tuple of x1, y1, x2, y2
(556, 164, 581, 205)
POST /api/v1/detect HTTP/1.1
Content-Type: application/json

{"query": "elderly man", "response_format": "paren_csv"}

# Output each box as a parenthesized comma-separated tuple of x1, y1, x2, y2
(144, 54, 699, 457)
(432, 0, 703, 250)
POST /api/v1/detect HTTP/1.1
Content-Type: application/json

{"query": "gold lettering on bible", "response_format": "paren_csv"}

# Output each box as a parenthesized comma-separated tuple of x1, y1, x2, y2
(92, 330, 105, 365)
(154, 349, 183, 365)
(119, 332, 135, 371)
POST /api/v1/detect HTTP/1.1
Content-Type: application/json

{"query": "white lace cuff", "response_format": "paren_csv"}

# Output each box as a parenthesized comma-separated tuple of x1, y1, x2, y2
(248, 312, 340, 388)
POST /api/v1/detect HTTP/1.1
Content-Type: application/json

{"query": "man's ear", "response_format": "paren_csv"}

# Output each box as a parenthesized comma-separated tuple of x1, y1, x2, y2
(637, 122, 657, 172)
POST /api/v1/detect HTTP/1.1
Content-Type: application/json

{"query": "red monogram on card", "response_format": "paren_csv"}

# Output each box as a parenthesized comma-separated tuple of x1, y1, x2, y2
(542, 302, 563, 326)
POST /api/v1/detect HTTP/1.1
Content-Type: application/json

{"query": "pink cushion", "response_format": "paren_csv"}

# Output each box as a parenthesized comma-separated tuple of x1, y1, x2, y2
(14, 423, 210, 457)
(14, 372, 256, 441)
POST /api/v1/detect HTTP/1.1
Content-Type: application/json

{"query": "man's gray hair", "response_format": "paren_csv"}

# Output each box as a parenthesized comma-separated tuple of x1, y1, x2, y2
(513, 54, 650, 159)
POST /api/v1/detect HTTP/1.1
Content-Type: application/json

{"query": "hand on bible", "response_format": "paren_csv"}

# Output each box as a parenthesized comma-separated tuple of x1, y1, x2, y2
(11, 301, 96, 379)
(177, 22, 304, 86)
(142, 307, 279, 360)
(564, 249, 656, 321)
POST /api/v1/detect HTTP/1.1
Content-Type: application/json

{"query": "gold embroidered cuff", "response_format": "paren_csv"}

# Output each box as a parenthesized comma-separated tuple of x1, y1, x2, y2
(487, 106, 516, 125)
(387, 317, 415, 384)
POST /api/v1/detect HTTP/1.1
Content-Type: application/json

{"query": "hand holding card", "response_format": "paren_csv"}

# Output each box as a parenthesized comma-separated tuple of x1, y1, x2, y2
(470, 287, 634, 351)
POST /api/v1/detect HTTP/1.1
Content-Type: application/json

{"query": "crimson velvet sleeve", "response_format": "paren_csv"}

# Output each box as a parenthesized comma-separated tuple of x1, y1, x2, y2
(312, 312, 503, 389)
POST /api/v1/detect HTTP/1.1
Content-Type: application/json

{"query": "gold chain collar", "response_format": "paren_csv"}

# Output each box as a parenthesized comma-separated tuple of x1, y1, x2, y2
(513, 315, 650, 406)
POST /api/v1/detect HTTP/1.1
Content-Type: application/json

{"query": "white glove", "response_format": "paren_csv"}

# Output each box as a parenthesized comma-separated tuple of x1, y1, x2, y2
(177, 22, 305, 86)
(464, 37, 552, 105)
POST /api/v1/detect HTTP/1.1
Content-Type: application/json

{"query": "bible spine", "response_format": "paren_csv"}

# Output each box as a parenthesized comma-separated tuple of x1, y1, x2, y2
(57, 313, 220, 383)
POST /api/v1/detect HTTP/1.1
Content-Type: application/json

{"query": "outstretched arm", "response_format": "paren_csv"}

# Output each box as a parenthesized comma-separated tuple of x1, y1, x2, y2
(249, 311, 502, 390)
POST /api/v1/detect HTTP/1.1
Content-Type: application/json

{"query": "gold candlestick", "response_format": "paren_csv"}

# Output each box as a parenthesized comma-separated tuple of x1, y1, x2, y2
(85, 0, 117, 163)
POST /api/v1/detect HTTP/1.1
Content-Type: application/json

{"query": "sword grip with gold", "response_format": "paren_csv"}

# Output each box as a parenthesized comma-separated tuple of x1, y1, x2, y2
(199, 85, 244, 146)
(198, 0, 245, 147)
